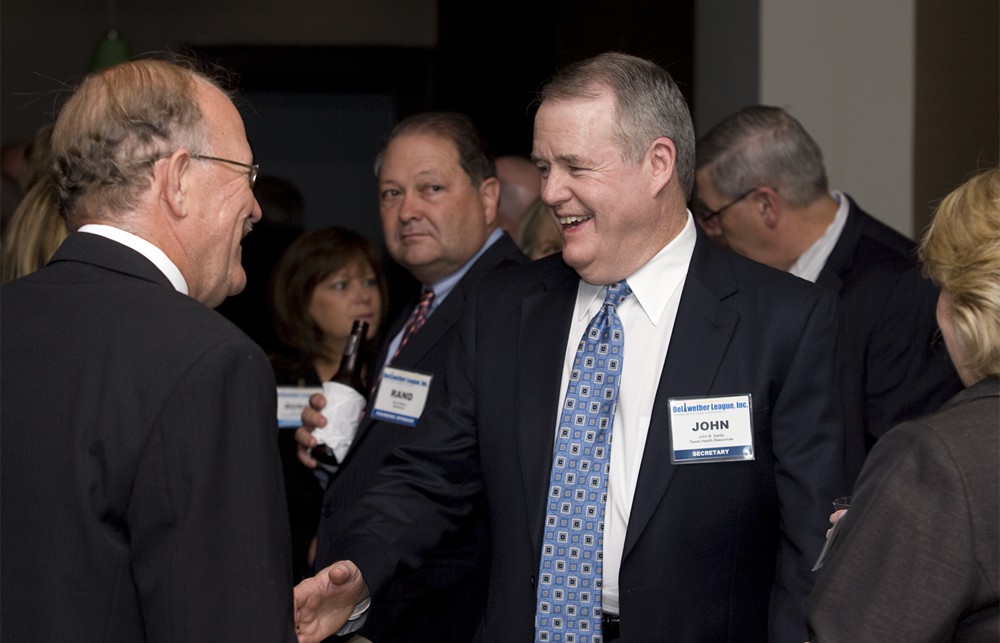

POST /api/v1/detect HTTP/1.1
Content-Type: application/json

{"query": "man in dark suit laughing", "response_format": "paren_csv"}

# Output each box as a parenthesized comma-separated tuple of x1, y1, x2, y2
(295, 53, 847, 643)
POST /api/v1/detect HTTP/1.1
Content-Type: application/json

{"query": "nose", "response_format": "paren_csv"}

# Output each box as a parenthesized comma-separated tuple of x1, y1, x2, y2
(250, 196, 263, 223)
(540, 169, 569, 209)
(398, 193, 422, 222)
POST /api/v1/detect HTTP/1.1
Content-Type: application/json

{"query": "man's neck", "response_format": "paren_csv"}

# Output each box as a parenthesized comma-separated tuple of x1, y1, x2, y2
(781, 193, 839, 269)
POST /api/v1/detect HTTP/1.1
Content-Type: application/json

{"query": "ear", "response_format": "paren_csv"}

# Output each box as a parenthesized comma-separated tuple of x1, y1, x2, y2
(756, 186, 781, 228)
(160, 148, 193, 219)
(479, 175, 500, 227)
(697, 212, 723, 239)
(647, 137, 676, 198)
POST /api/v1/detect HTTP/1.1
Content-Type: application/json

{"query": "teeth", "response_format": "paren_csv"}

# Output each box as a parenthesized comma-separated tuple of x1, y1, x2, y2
(559, 215, 591, 225)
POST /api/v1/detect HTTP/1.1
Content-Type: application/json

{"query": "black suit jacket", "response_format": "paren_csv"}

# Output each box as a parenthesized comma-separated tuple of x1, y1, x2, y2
(315, 232, 528, 643)
(334, 229, 847, 643)
(0, 233, 295, 642)
(817, 196, 963, 482)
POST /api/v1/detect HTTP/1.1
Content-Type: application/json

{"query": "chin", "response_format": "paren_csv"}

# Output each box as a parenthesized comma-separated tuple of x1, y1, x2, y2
(561, 246, 589, 270)
(228, 273, 247, 297)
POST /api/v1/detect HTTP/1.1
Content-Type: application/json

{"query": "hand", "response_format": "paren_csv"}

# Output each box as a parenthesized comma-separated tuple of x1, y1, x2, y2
(825, 508, 848, 539)
(294, 560, 369, 643)
(295, 392, 328, 468)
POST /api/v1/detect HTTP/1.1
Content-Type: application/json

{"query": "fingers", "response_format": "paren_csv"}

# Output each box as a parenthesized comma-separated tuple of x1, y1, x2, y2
(292, 561, 368, 643)
(825, 508, 848, 540)
(302, 407, 326, 430)
(295, 427, 318, 468)
(296, 394, 328, 469)
(327, 560, 361, 586)
(309, 392, 327, 413)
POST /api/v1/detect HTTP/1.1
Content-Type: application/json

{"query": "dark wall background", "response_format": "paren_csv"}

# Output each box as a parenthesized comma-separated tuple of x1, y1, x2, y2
(190, 0, 695, 239)
(187, 1, 694, 335)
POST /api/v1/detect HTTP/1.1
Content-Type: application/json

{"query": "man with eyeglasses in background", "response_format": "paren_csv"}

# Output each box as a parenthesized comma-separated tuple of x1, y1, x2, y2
(1, 57, 297, 641)
(693, 105, 963, 484)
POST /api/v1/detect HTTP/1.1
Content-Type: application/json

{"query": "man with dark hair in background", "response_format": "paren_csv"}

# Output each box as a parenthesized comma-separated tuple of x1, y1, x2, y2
(296, 111, 528, 642)
(294, 54, 846, 643)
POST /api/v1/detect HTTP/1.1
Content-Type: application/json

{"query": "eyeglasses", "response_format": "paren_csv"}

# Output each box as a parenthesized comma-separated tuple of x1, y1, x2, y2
(190, 154, 259, 189)
(698, 187, 758, 222)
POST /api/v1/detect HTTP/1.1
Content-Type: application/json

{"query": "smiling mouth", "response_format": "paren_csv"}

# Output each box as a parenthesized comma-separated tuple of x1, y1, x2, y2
(558, 214, 593, 229)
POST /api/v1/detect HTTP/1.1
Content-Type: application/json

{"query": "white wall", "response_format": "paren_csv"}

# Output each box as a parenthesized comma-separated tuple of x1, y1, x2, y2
(760, 0, 916, 237)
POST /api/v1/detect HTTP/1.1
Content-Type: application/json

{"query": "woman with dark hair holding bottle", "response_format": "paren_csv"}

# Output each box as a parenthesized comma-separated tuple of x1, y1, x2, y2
(269, 226, 388, 582)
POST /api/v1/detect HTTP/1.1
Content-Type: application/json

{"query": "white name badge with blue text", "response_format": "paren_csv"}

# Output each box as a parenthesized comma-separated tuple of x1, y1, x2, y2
(669, 394, 754, 463)
(371, 367, 433, 427)
(276, 386, 324, 428)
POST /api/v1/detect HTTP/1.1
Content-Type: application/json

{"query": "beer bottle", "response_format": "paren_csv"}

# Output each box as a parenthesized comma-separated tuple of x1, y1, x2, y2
(311, 319, 369, 468)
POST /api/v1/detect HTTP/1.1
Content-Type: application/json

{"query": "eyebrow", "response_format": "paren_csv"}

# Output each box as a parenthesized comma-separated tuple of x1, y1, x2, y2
(557, 153, 592, 167)
(531, 153, 589, 167)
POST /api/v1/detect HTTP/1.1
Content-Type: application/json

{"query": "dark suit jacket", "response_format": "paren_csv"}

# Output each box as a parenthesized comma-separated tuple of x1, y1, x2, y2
(315, 232, 527, 643)
(0, 233, 296, 642)
(817, 196, 963, 482)
(807, 376, 999, 642)
(334, 230, 847, 643)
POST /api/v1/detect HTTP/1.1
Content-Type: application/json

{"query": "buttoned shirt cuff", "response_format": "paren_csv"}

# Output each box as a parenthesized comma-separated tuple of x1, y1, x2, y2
(334, 596, 371, 635)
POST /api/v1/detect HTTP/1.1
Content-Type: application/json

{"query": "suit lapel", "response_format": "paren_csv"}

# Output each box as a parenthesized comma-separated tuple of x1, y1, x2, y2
(816, 200, 863, 293)
(517, 266, 579, 555)
(394, 234, 525, 372)
(622, 237, 741, 559)
(351, 234, 526, 451)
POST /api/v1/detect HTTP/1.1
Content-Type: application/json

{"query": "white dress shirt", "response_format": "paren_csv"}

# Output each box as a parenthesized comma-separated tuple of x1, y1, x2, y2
(555, 213, 696, 615)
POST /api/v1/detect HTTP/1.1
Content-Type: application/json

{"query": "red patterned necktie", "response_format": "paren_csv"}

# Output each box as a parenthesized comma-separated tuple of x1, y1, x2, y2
(389, 288, 435, 366)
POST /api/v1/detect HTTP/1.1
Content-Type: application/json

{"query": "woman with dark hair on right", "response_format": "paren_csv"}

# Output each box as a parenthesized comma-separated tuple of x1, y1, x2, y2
(806, 167, 1000, 642)
(269, 225, 387, 583)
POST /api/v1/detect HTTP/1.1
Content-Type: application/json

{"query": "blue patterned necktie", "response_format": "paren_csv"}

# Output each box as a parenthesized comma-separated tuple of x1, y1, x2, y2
(535, 280, 632, 643)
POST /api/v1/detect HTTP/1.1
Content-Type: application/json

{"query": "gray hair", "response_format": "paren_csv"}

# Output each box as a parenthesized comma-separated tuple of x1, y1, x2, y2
(696, 105, 828, 208)
(50, 57, 227, 226)
(539, 52, 696, 199)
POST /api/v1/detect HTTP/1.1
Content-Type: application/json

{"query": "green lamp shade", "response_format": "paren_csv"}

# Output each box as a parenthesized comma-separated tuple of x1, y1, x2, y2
(90, 30, 133, 72)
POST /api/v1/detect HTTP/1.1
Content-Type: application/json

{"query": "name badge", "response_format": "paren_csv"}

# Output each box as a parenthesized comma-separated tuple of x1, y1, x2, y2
(276, 386, 323, 428)
(668, 394, 754, 463)
(371, 367, 433, 427)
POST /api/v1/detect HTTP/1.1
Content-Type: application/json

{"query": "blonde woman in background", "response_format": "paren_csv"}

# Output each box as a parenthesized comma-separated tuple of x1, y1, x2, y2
(516, 197, 563, 260)
(2, 176, 67, 282)
(806, 167, 1000, 642)
(1, 124, 67, 283)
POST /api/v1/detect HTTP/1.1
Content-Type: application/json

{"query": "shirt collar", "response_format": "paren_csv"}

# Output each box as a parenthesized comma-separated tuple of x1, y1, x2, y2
(788, 190, 850, 283)
(575, 212, 696, 324)
(424, 227, 504, 312)
(77, 224, 189, 295)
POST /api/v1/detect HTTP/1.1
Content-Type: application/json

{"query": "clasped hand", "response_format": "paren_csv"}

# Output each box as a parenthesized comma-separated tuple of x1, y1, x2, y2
(294, 560, 369, 642)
